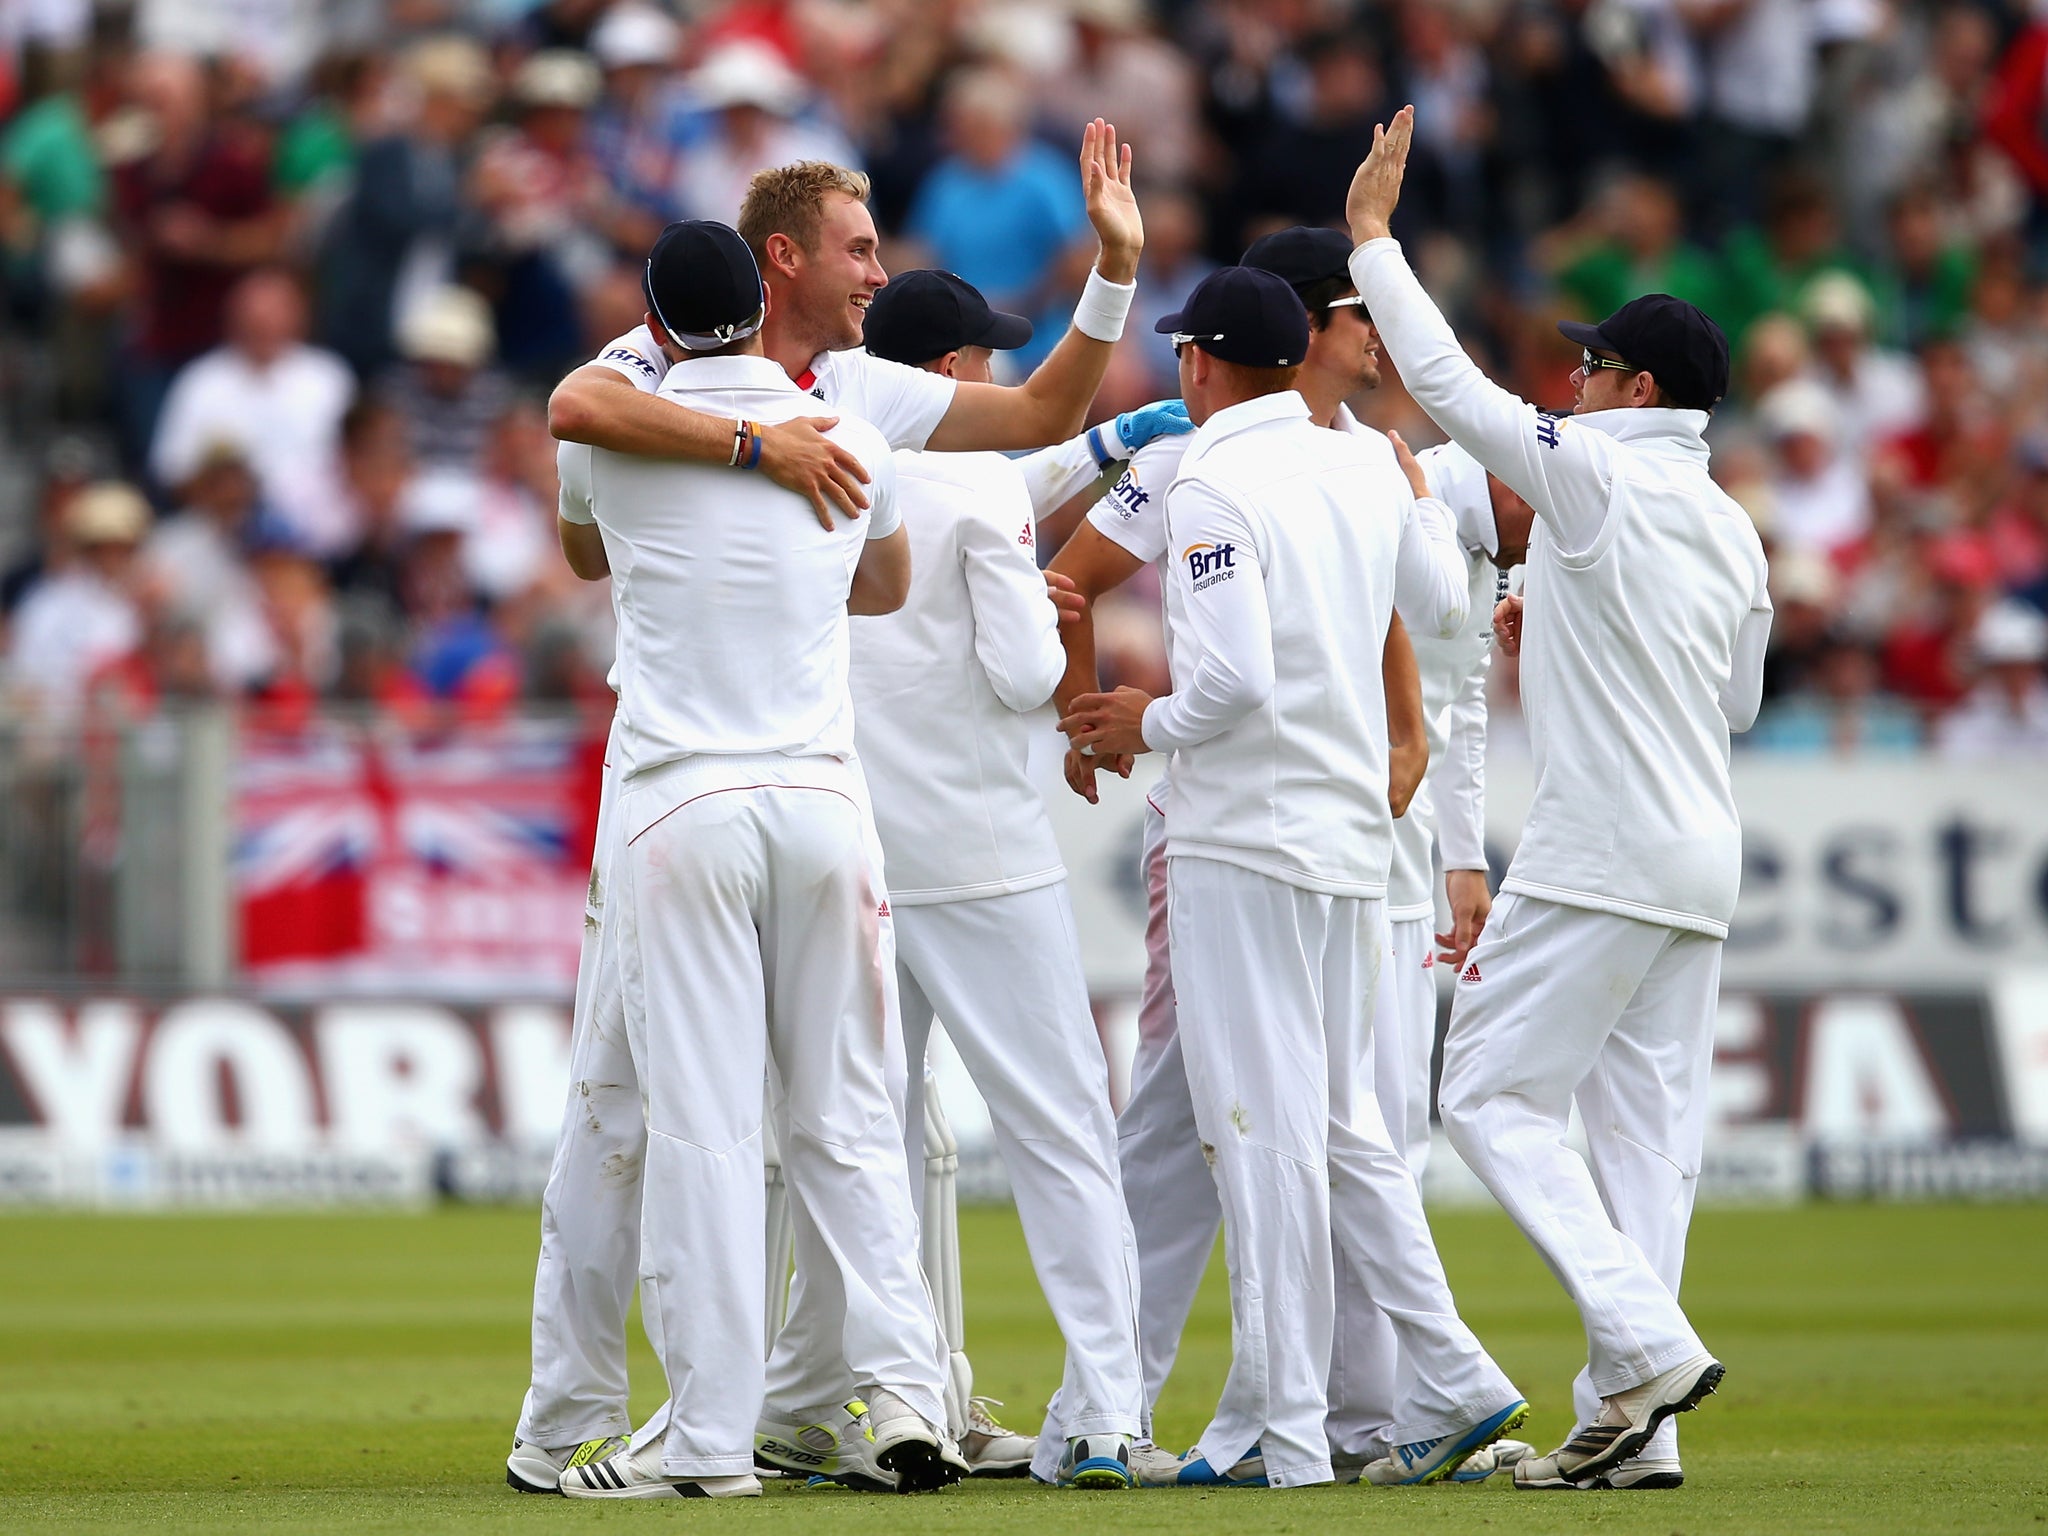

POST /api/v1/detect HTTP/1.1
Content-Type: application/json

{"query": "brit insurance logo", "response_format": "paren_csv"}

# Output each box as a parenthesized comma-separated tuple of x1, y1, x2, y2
(1108, 469, 1149, 521)
(1184, 540, 1237, 591)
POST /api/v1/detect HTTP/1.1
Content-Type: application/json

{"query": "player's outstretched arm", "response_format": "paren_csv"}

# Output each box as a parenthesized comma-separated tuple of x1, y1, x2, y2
(1384, 612, 1426, 818)
(548, 365, 873, 528)
(1347, 107, 1613, 555)
(926, 120, 1143, 453)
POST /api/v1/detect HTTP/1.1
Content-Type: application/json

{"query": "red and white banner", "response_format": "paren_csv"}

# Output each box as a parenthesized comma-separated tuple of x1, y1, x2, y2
(233, 716, 605, 995)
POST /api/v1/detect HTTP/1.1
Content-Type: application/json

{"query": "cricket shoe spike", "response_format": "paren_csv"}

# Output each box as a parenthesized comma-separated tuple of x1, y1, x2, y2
(1362, 1399, 1530, 1485)
(1059, 1433, 1135, 1489)
(1514, 1355, 1722, 1489)
(1447, 1437, 1535, 1482)
(1156, 1445, 1268, 1487)
(960, 1396, 1034, 1477)
(860, 1387, 969, 1493)
(559, 1438, 760, 1499)
(505, 1434, 626, 1494)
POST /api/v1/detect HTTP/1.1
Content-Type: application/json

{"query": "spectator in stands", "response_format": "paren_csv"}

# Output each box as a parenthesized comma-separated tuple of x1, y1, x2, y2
(1873, 183, 1978, 351)
(1759, 550, 1839, 704)
(586, 3, 685, 231)
(7, 481, 148, 712)
(905, 65, 1090, 370)
(671, 41, 859, 226)
(395, 468, 517, 705)
(150, 266, 357, 556)
(1757, 378, 1871, 556)
(142, 443, 281, 692)
(1235, 29, 1384, 240)
(108, 51, 286, 463)
(1937, 600, 2048, 757)
(382, 284, 510, 472)
(1989, 436, 2048, 613)
(315, 36, 493, 380)
(1544, 171, 1722, 323)
(467, 49, 617, 380)
(1037, 0, 1199, 189)
(1688, 0, 1824, 226)
(327, 399, 414, 621)
(1128, 186, 1214, 395)
(1716, 168, 1860, 341)
(1881, 530, 1998, 713)
(1877, 334, 2007, 520)
(1751, 627, 1925, 756)
(1802, 271, 1925, 456)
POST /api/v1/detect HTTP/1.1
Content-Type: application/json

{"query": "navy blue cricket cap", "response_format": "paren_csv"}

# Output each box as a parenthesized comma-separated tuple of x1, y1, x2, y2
(643, 219, 765, 350)
(1155, 266, 1311, 369)
(862, 269, 1033, 367)
(1558, 294, 1730, 411)
(1240, 225, 1354, 295)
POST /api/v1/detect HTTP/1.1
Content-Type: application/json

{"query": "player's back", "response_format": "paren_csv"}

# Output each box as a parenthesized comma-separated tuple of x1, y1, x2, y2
(848, 449, 1066, 903)
(591, 354, 897, 779)
(1511, 415, 1767, 935)
(1162, 396, 1407, 897)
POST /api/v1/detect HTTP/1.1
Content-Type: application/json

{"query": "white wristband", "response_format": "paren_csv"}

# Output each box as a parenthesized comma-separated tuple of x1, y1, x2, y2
(1073, 266, 1136, 343)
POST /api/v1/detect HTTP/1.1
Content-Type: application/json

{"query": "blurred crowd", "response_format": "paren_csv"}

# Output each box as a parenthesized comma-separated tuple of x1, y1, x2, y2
(1, 0, 2047, 756)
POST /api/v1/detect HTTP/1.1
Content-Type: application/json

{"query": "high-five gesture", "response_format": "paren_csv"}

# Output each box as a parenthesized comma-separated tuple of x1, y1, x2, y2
(1081, 119, 1143, 283)
(1346, 104, 1415, 247)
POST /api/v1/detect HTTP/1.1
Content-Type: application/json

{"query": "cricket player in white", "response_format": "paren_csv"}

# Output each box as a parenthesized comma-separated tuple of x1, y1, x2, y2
(847, 268, 1171, 1488)
(1048, 232, 1526, 1487)
(550, 219, 955, 1500)
(1062, 266, 1524, 1488)
(517, 134, 1157, 1489)
(1349, 108, 1770, 1491)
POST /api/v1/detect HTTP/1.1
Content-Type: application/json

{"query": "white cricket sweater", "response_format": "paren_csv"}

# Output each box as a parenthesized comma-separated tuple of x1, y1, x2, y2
(849, 449, 1068, 904)
(1141, 390, 1469, 895)
(1353, 238, 1773, 938)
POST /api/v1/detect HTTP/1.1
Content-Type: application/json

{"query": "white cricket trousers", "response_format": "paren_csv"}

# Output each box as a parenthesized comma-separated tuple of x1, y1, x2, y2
(518, 721, 641, 1449)
(1170, 856, 1518, 1486)
(616, 757, 946, 1476)
(894, 885, 1145, 1443)
(1323, 913, 1440, 1461)
(1438, 891, 1718, 1449)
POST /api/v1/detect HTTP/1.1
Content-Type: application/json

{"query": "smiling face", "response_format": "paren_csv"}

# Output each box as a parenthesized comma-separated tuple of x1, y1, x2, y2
(1304, 290, 1380, 394)
(771, 191, 887, 356)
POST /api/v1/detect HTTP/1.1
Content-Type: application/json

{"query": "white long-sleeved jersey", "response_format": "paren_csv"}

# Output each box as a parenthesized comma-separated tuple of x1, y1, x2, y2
(849, 450, 1068, 903)
(1142, 390, 1468, 896)
(1353, 238, 1772, 938)
(1385, 440, 1501, 921)
(589, 353, 900, 778)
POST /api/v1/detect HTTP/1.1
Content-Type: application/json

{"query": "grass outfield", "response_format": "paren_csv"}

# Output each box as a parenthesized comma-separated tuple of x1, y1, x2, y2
(2, 1203, 2045, 1534)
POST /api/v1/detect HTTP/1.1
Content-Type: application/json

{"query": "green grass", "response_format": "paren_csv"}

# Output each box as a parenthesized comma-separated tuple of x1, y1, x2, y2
(2, 1203, 2046, 1534)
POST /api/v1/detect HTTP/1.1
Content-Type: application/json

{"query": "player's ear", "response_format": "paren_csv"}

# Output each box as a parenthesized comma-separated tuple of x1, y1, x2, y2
(643, 311, 670, 348)
(762, 232, 802, 281)
(933, 350, 962, 380)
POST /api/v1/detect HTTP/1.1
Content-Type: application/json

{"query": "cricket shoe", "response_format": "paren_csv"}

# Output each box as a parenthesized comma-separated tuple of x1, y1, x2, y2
(960, 1396, 1034, 1478)
(1517, 1451, 1683, 1490)
(861, 1387, 970, 1492)
(1447, 1438, 1535, 1483)
(1129, 1439, 1188, 1485)
(1362, 1398, 1530, 1485)
(559, 1439, 760, 1499)
(756, 1400, 889, 1489)
(1059, 1433, 1135, 1489)
(1514, 1354, 1723, 1488)
(505, 1434, 626, 1494)
(1147, 1445, 1268, 1487)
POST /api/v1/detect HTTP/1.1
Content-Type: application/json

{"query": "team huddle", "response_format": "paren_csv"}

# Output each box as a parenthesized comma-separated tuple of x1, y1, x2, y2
(503, 104, 1772, 1499)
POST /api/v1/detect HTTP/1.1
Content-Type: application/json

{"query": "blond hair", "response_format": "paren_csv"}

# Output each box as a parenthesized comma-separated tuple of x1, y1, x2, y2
(738, 161, 872, 266)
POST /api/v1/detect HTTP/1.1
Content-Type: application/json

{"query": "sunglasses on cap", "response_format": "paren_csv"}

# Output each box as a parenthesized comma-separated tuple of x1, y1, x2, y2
(1579, 348, 1638, 376)
(1170, 331, 1225, 358)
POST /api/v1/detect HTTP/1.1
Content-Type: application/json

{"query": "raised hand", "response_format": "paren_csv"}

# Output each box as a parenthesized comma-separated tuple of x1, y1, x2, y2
(1081, 119, 1143, 283)
(1347, 104, 1415, 246)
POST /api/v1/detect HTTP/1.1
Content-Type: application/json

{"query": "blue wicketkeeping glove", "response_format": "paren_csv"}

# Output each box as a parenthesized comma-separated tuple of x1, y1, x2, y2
(1087, 399, 1193, 468)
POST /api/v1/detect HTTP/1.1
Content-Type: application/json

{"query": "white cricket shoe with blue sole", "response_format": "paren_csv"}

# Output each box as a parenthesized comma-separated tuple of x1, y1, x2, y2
(1363, 1398, 1531, 1485)
(1059, 1433, 1135, 1489)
